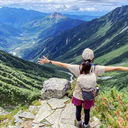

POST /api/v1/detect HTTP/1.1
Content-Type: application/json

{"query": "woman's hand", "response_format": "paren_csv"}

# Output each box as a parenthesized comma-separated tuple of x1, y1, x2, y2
(38, 56, 68, 68)
(38, 56, 49, 65)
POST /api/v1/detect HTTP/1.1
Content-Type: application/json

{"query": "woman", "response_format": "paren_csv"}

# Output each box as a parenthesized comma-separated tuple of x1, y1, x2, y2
(38, 48, 128, 128)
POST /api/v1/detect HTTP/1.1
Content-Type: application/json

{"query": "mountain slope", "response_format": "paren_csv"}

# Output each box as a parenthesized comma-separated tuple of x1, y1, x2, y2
(25, 5, 128, 65)
(22, 12, 83, 40)
(12, 12, 83, 58)
(0, 22, 21, 51)
(0, 50, 69, 105)
(64, 14, 99, 21)
(23, 5, 128, 93)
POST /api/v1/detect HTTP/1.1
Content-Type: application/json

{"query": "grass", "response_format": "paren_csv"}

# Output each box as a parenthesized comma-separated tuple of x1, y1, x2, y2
(32, 100, 41, 106)
(95, 21, 112, 37)
(94, 44, 128, 65)
(0, 99, 42, 127)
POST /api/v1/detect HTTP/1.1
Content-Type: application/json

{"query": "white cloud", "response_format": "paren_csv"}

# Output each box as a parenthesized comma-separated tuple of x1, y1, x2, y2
(0, 0, 127, 12)
(80, 7, 97, 11)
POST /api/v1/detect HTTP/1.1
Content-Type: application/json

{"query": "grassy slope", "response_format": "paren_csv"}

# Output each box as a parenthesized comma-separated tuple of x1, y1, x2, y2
(0, 50, 70, 106)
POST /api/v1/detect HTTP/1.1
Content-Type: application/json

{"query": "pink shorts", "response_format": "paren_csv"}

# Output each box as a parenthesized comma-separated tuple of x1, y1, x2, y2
(72, 96, 94, 109)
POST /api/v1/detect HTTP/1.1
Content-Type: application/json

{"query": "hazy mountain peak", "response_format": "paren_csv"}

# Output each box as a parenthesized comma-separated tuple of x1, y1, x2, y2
(48, 12, 66, 19)
(113, 5, 128, 15)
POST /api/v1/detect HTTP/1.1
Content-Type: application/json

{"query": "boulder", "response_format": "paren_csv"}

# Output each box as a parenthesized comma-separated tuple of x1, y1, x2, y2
(0, 107, 9, 115)
(41, 78, 71, 99)
(18, 111, 35, 120)
(90, 116, 101, 128)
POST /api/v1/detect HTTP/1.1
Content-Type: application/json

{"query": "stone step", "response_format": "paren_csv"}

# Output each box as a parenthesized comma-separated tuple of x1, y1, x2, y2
(32, 96, 77, 128)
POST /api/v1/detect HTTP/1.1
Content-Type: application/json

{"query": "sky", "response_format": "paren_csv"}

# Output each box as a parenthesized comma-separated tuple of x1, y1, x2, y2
(0, 0, 128, 16)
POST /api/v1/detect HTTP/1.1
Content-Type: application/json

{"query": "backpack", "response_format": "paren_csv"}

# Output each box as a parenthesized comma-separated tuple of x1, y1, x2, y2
(77, 72, 98, 100)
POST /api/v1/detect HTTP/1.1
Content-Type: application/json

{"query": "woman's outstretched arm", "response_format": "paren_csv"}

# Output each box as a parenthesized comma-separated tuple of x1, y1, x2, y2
(105, 66, 128, 72)
(38, 56, 68, 69)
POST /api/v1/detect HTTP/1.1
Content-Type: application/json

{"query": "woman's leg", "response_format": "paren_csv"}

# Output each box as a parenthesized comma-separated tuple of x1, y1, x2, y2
(84, 108, 90, 125)
(76, 105, 82, 128)
(76, 105, 82, 121)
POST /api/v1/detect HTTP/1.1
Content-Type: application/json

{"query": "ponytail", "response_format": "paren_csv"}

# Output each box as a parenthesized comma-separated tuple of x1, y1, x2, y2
(80, 60, 91, 74)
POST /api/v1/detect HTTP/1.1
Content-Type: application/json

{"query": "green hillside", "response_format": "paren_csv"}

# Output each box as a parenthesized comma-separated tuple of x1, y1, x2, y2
(0, 50, 69, 106)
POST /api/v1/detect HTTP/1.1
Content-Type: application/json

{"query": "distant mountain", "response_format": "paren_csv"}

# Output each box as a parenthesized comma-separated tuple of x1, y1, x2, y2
(64, 14, 99, 21)
(0, 8, 84, 58)
(0, 50, 69, 105)
(24, 5, 128, 66)
(22, 12, 84, 40)
(0, 7, 48, 29)
(38, 12, 83, 39)
(49, 12, 66, 19)
(11, 12, 84, 58)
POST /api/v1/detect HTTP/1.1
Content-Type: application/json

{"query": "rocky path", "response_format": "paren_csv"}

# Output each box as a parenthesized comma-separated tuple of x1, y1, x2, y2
(8, 97, 100, 128)
(8, 96, 76, 128)
(32, 96, 76, 128)
(6, 78, 101, 128)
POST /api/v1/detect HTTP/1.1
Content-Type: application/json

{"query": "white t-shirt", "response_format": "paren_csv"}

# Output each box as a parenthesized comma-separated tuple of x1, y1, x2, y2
(67, 64, 105, 100)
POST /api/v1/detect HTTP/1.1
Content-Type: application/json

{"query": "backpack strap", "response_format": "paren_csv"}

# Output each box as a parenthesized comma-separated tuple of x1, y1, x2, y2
(91, 64, 95, 73)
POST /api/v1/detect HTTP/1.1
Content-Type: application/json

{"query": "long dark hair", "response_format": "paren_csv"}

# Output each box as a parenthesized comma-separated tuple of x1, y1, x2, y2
(80, 60, 91, 74)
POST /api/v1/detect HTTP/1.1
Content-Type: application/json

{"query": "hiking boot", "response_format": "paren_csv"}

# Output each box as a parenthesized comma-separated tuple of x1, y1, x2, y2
(77, 120, 82, 128)
(83, 123, 90, 128)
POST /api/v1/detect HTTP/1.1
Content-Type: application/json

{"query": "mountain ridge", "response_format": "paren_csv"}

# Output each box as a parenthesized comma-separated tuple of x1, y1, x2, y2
(24, 5, 128, 66)
(0, 7, 48, 29)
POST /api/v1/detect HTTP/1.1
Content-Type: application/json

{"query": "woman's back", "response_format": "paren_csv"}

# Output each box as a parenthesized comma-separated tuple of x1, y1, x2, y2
(77, 73, 97, 91)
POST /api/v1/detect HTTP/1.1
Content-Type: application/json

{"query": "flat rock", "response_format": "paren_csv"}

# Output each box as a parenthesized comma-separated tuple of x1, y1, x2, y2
(18, 111, 35, 120)
(14, 114, 23, 124)
(28, 106, 40, 112)
(47, 96, 69, 109)
(58, 123, 77, 128)
(0, 107, 9, 115)
(90, 116, 101, 128)
(46, 109, 64, 125)
(60, 102, 76, 125)
(33, 100, 54, 123)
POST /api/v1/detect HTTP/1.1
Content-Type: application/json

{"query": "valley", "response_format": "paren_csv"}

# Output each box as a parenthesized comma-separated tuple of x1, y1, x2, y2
(0, 6, 127, 95)
(0, 5, 128, 128)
